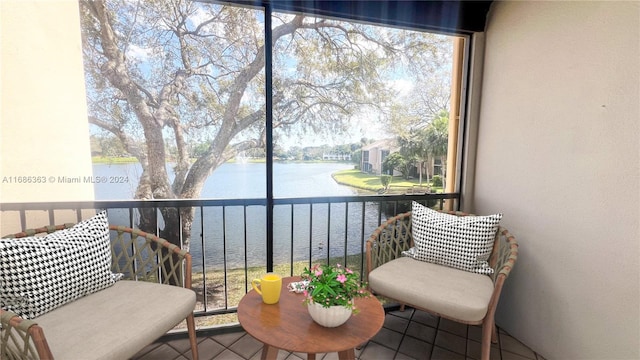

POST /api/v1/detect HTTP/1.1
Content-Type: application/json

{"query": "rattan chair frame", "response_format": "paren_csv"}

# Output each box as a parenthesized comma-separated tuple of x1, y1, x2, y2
(0, 224, 199, 360)
(365, 211, 518, 360)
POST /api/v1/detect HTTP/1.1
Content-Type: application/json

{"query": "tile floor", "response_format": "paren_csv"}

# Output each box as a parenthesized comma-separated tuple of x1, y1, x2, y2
(133, 308, 545, 360)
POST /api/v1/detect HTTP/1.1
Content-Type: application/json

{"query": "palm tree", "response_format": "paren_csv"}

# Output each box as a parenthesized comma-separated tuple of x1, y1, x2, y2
(424, 111, 449, 188)
(407, 131, 430, 186)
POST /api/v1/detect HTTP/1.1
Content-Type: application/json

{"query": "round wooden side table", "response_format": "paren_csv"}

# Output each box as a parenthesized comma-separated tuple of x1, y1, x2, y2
(237, 276, 384, 360)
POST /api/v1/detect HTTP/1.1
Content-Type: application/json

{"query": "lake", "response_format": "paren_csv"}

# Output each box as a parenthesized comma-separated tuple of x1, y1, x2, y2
(93, 162, 383, 270)
(92, 162, 358, 200)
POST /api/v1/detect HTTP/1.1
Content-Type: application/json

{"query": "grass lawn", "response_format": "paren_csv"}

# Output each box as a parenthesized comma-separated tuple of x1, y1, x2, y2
(332, 169, 441, 193)
(92, 156, 139, 164)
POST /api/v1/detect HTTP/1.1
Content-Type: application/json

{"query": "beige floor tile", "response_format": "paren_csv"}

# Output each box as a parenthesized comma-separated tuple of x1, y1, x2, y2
(359, 341, 398, 360)
(384, 313, 411, 333)
(437, 319, 468, 338)
(196, 338, 226, 360)
(212, 349, 247, 360)
(411, 311, 439, 328)
(405, 321, 437, 344)
(152, 310, 543, 360)
(398, 336, 433, 359)
(392, 352, 417, 360)
(465, 339, 500, 360)
(371, 327, 405, 350)
(166, 338, 196, 354)
(432, 346, 465, 360)
(210, 331, 247, 347)
(434, 330, 466, 355)
(135, 344, 181, 360)
(228, 334, 264, 359)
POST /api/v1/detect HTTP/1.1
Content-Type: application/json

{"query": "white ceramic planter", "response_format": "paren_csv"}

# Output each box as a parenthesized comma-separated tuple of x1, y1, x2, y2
(307, 301, 352, 327)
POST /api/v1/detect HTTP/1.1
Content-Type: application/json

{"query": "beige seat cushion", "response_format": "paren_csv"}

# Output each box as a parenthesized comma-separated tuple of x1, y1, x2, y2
(34, 280, 195, 360)
(368, 257, 494, 322)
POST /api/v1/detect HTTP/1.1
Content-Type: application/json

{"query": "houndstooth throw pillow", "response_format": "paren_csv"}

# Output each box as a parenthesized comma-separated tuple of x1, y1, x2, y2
(0, 211, 115, 319)
(409, 202, 502, 274)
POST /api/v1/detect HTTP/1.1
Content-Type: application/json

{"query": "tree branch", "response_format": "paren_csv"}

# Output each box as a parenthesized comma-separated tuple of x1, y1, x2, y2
(88, 115, 148, 166)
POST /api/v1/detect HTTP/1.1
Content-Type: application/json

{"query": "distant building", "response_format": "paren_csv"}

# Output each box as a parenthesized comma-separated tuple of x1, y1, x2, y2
(360, 138, 397, 175)
(322, 152, 352, 161)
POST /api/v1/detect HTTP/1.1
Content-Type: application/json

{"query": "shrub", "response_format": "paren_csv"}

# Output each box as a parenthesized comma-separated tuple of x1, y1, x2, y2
(432, 175, 443, 187)
(380, 175, 392, 190)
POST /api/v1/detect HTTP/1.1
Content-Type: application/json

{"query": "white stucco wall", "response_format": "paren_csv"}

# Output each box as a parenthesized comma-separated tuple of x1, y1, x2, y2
(474, 1, 639, 358)
(1, 1, 94, 232)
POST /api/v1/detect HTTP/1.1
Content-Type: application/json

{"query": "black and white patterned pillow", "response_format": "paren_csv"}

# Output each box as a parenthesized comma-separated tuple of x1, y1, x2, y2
(409, 202, 502, 274)
(0, 211, 115, 319)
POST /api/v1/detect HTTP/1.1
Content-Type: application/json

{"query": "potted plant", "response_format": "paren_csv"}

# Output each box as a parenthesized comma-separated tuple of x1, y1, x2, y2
(301, 263, 370, 327)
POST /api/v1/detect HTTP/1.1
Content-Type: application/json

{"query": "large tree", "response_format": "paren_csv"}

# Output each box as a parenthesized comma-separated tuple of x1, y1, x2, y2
(79, 0, 448, 249)
(382, 151, 412, 180)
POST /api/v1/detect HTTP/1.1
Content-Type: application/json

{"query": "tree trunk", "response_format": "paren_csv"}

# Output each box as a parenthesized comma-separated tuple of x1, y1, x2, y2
(440, 155, 447, 190)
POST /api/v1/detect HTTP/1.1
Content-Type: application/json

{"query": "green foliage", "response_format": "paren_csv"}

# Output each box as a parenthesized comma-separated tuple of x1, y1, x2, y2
(190, 142, 210, 158)
(91, 134, 127, 157)
(388, 111, 449, 184)
(432, 175, 443, 187)
(424, 111, 449, 158)
(350, 150, 362, 166)
(383, 152, 411, 179)
(380, 175, 392, 190)
(301, 264, 370, 312)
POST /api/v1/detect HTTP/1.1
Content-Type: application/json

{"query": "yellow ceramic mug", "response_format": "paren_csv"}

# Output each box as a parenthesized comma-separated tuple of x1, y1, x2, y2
(251, 273, 282, 304)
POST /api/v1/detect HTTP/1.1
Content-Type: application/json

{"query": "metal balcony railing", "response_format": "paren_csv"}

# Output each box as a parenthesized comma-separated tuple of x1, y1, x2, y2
(1, 193, 459, 319)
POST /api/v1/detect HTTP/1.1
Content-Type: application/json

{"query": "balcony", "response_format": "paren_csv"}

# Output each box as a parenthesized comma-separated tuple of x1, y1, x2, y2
(2, 194, 541, 359)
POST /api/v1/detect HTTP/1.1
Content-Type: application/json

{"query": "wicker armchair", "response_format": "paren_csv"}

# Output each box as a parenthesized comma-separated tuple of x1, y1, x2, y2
(0, 224, 199, 360)
(365, 211, 518, 360)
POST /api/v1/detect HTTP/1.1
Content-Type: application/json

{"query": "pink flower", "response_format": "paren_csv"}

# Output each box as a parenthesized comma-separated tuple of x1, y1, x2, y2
(337, 274, 347, 283)
(346, 268, 353, 274)
(315, 268, 323, 276)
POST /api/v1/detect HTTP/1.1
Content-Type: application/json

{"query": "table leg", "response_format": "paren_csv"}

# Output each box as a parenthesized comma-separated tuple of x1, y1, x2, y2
(307, 353, 316, 360)
(260, 344, 279, 360)
(337, 349, 356, 360)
